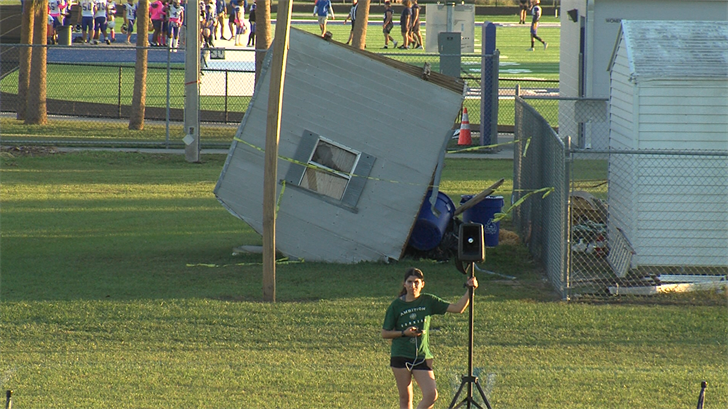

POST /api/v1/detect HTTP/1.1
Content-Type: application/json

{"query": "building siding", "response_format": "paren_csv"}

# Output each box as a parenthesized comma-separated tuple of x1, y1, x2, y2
(607, 20, 728, 268)
(215, 28, 464, 263)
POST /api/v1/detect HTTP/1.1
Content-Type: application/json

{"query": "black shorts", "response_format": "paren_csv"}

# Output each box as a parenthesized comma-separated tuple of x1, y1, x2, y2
(390, 356, 432, 371)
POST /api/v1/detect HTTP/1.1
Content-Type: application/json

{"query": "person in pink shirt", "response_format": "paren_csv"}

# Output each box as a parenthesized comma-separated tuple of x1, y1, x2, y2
(149, 0, 166, 46)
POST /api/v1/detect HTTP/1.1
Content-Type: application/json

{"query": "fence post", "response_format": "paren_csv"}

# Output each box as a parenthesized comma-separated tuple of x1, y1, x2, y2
(166, 46, 171, 149)
(225, 70, 229, 124)
(118, 66, 122, 118)
(562, 135, 572, 300)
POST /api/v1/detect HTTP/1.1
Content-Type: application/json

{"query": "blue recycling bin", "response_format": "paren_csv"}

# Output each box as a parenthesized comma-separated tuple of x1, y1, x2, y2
(460, 195, 503, 247)
(409, 190, 455, 251)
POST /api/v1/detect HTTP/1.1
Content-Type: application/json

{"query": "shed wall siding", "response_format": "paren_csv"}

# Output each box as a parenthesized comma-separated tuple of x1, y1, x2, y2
(607, 21, 728, 268)
(632, 156, 728, 266)
(607, 36, 637, 249)
(636, 82, 728, 150)
(215, 29, 463, 262)
(608, 36, 635, 150)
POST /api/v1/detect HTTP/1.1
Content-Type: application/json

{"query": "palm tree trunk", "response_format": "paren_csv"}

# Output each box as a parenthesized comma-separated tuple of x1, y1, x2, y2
(25, 0, 48, 125)
(254, 0, 272, 84)
(17, 0, 35, 121)
(351, 0, 369, 50)
(129, 0, 150, 130)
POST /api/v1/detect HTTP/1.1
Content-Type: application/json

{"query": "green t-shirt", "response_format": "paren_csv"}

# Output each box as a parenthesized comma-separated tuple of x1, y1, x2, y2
(382, 293, 450, 359)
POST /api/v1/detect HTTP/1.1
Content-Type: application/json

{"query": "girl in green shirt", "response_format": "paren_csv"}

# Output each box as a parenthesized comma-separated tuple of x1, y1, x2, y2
(382, 267, 478, 409)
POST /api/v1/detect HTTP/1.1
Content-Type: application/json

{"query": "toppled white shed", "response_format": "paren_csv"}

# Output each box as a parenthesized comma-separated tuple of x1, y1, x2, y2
(214, 28, 465, 263)
(607, 20, 728, 268)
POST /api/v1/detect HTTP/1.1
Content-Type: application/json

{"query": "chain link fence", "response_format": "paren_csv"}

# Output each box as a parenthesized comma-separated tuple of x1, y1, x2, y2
(1, 45, 555, 146)
(571, 149, 728, 298)
(514, 95, 728, 300)
(512, 95, 569, 295)
(0, 44, 257, 146)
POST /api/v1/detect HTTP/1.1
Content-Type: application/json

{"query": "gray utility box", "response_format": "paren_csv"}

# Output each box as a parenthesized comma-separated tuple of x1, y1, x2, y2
(438, 32, 461, 78)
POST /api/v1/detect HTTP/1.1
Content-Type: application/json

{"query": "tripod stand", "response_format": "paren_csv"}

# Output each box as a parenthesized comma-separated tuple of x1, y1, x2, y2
(447, 261, 492, 409)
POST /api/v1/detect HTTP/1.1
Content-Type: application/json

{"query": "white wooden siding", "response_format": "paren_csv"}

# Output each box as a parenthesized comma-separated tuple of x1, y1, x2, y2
(607, 20, 728, 268)
(608, 35, 635, 150)
(215, 28, 464, 263)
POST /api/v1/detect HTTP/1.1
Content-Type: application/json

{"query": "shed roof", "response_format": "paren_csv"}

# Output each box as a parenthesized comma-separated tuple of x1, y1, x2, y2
(609, 20, 728, 80)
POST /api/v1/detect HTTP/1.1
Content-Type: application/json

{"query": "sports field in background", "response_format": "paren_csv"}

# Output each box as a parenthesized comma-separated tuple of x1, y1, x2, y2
(0, 15, 559, 142)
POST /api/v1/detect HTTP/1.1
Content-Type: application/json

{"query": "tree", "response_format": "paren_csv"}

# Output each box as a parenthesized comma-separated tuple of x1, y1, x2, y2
(129, 0, 150, 130)
(17, 0, 35, 121)
(25, 0, 48, 125)
(254, 0, 272, 84)
(351, 0, 369, 50)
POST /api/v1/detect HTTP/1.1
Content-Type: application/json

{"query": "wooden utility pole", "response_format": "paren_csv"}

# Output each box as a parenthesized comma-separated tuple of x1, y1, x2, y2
(262, 0, 293, 302)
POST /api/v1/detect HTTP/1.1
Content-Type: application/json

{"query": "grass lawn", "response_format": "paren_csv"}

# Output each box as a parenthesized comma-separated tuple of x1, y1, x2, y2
(1, 151, 726, 408)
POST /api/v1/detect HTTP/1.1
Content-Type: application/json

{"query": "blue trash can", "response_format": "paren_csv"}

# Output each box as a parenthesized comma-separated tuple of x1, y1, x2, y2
(409, 190, 455, 251)
(460, 195, 503, 247)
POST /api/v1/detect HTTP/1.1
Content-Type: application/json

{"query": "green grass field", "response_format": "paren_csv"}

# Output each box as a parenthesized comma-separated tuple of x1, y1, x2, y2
(1, 151, 726, 408)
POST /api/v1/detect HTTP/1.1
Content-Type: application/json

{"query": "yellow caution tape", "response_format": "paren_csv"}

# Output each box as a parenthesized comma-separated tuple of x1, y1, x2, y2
(492, 186, 554, 223)
(186, 258, 304, 268)
(446, 138, 528, 154)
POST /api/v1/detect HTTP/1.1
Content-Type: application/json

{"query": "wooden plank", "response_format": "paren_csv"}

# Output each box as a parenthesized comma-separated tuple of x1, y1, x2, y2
(453, 179, 505, 217)
(262, 0, 293, 302)
(609, 281, 728, 296)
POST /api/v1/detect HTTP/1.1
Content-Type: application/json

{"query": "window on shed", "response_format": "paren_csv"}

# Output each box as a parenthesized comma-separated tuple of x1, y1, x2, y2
(301, 139, 357, 200)
(285, 131, 376, 209)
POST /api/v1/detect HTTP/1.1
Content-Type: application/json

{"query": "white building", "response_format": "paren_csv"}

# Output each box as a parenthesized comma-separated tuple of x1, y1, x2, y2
(606, 20, 728, 268)
(559, 0, 728, 148)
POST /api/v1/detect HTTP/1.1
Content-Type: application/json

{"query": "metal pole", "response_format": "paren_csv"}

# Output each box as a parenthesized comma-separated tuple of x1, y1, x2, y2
(563, 135, 572, 300)
(118, 66, 122, 118)
(446, 2, 454, 33)
(224, 70, 229, 124)
(166, 45, 171, 149)
(467, 262, 475, 406)
(184, 0, 200, 162)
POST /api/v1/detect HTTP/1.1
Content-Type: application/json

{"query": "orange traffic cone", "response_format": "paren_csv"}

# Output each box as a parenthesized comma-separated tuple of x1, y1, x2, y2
(457, 107, 472, 145)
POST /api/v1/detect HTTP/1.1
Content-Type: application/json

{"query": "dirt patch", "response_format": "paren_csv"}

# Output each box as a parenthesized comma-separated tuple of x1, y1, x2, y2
(1, 146, 62, 157)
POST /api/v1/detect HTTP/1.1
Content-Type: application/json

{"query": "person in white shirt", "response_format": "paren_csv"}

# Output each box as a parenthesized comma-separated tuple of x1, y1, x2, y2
(107, 1, 117, 42)
(47, 0, 66, 44)
(528, 0, 547, 51)
(93, 0, 110, 44)
(77, 0, 96, 43)
(167, 0, 184, 50)
(123, 0, 137, 44)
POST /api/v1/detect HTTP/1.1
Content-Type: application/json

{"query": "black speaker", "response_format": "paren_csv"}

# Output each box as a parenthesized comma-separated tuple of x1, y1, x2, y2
(458, 223, 485, 262)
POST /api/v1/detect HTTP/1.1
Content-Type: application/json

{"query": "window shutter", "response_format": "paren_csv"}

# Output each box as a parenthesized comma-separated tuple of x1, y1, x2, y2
(284, 130, 320, 185)
(341, 153, 376, 207)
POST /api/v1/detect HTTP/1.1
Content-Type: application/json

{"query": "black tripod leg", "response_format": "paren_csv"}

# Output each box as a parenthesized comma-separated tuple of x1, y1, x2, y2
(448, 379, 467, 409)
(474, 380, 493, 409)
